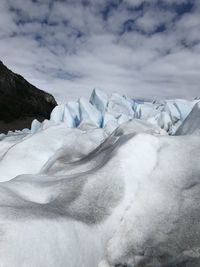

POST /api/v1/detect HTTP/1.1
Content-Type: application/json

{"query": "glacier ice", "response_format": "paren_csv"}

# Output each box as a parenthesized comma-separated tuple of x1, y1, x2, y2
(0, 124, 107, 182)
(0, 119, 200, 267)
(103, 112, 117, 127)
(164, 102, 181, 123)
(175, 101, 200, 135)
(107, 93, 134, 118)
(79, 97, 103, 127)
(0, 90, 200, 267)
(26, 89, 199, 135)
(139, 102, 160, 120)
(50, 104, 65, 123)
(90, 88, 108, 114)
(0, 133, 5, 140)
(117, 114, 130, 124)
(63, 105, 76, 128)
(156, 111, 173, 132)
(67, 101, 80, 126)
(173, 99, 192, 121)
(31, 119, 42, 134)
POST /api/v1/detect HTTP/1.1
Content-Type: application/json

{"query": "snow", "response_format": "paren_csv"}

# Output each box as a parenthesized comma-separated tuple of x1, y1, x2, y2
(42, 119, 56, 130)
(22, 128, 30, 134)
(0, 90, 200, 267)
(0, 120, 199, 266)
(104, 121, 119, 135)
(117, 114, 130, 124)
(0, 124, 107, 182)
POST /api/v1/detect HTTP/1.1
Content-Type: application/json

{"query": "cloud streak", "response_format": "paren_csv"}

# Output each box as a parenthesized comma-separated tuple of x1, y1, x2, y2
(0, 0, 199, 102)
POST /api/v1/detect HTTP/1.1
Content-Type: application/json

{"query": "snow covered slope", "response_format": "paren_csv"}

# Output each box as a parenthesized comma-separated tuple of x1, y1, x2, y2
(0, 117, 200, 267)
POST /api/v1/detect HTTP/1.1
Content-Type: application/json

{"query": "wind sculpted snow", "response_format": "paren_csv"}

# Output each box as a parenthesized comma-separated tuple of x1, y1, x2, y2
(0, 119, 200, 267)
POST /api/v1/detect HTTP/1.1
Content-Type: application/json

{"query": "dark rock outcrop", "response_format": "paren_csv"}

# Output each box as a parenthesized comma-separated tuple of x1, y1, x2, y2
(0, 61, 57, 133)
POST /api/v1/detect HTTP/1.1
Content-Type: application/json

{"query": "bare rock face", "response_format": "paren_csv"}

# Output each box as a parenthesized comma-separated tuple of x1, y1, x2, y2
(0, 60, 57, 133)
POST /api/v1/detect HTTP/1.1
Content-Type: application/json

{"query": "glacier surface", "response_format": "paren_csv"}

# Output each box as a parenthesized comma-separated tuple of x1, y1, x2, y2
(28, 89, 198, 136)
(0, 90, 200, 267)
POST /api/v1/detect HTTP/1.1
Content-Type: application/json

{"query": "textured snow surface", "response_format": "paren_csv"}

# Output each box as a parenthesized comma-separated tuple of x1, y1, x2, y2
(0, 117, 200, 266)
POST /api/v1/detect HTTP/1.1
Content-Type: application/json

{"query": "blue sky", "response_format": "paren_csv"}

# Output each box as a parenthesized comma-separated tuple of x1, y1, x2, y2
(0, 0, 200, 102)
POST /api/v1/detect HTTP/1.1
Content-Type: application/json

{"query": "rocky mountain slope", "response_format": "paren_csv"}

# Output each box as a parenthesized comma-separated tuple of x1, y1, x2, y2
(0, 61, 57, 133)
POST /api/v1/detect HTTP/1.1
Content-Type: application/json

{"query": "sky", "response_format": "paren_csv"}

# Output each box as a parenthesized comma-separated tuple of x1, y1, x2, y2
(0, 0, 200, 102)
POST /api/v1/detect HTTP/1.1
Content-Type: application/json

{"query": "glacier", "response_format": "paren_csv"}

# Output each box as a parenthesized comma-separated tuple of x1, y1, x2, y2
(0, 89, 200, 267)
(27, 89, 198, 135)
(175, 102, 200, 135)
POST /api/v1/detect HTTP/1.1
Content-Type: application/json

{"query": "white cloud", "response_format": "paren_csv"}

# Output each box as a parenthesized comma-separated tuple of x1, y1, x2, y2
(0, 0, 200, 102)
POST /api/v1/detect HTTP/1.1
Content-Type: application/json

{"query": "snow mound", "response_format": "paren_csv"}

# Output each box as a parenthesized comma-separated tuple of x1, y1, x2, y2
(0, 119, 200, 266)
